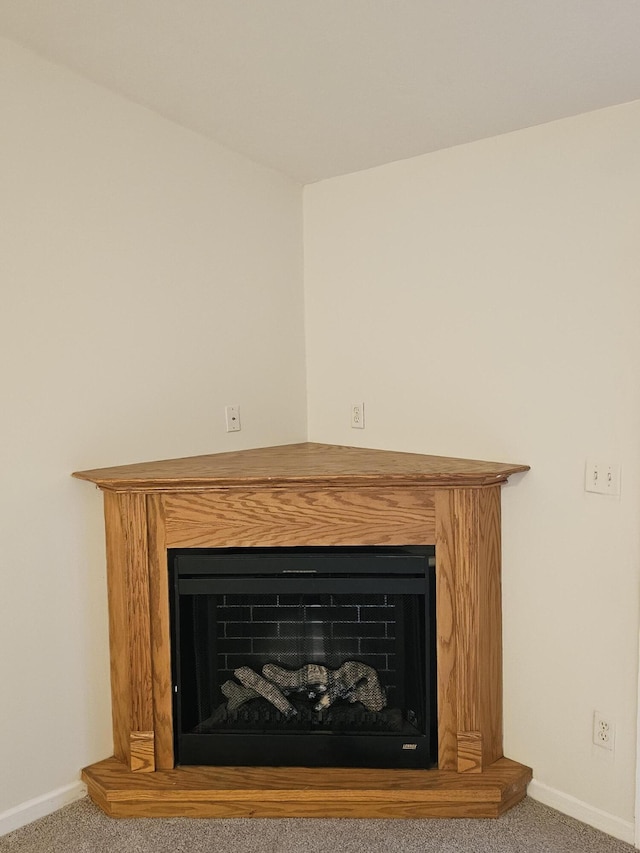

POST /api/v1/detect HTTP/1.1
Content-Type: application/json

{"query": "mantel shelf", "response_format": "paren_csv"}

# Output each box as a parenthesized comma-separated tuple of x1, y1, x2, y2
(73, 442, 529, 492)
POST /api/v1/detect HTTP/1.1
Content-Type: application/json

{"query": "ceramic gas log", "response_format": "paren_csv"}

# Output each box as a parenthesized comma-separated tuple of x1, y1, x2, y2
(223, 661, 386, 715)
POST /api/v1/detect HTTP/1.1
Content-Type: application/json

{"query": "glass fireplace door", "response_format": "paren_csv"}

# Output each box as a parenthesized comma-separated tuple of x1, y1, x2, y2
(170, 547, 437, 769)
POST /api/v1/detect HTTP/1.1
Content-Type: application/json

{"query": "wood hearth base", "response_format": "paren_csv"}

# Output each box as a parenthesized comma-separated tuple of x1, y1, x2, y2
(82, 757, 532, 819)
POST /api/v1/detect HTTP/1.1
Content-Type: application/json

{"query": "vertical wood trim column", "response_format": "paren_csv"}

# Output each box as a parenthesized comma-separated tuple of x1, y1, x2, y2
(104, 491, 155, 772)
(435, 486, 504, 772)
(435, 488, 457, 770)
(104, 491, 132, 765)
(452, 488, 482, 771)
(147, 494, 174, 769)
(477, 485, 503, 767)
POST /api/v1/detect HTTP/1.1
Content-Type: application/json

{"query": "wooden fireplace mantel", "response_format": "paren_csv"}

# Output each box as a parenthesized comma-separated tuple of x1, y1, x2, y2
(74, 442, 532, 818)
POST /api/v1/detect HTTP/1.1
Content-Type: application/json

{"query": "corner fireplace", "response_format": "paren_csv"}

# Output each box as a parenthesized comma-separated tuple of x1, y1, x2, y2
(73, 442, 532, 818)
(170, 546, 437, 769)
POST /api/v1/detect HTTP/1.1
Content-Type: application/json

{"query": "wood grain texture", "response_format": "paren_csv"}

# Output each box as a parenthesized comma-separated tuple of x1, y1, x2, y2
(122, 493, 154, 739)
(82, 757, 532, 819)
(477, 486, 504, 767)
(436, 491, 458, 770)
(73, 442, 529, 492)
(436, 487, 504, 773)
(146, 494, 174, 770)
(103, 492, 132, 765)
(457, 732, 483, 773)
(434, 489, 459, 771)
(89, 800, 523, 819)
(130, 732, 155, 772)
(163, 488, 436, 548)
(451, 489, 481, 740)
(103, 492, 154, 770)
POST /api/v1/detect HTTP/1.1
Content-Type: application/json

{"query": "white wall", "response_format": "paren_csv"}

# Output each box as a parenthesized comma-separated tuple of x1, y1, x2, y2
(0, 37, 306, 819)
(3, 31, 640, 842)
(304, 102, 640, 833)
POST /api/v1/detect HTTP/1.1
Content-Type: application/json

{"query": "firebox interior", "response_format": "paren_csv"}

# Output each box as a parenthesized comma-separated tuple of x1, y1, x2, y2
(170, 546, 437, 769)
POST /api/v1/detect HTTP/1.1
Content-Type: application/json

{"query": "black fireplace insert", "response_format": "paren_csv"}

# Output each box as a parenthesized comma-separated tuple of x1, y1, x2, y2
(169, 545, 437, 769)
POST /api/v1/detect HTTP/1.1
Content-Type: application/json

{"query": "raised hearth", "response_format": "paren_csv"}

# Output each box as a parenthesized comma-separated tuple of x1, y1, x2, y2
(74, 442, 531, 818)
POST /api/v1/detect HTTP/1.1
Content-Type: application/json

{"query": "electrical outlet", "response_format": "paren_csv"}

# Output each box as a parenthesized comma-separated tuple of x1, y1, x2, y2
(225, 405, 241, 432)
(351, 402, 365, 429)
(593, 711, 615, 751)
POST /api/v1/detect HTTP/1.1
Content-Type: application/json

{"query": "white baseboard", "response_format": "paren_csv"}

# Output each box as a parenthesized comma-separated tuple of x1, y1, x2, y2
(0, 780, 87, 838)
(528, 778, 635, 846)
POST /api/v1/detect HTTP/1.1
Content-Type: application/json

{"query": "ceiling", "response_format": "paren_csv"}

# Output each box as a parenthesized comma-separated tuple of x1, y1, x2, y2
(1, 0, 640, 184)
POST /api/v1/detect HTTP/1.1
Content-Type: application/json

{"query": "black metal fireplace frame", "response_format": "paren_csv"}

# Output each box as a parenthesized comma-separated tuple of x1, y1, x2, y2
(169, 546, 437, 770)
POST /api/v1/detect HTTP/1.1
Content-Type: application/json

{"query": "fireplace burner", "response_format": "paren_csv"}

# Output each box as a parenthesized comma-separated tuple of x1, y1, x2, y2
(170, 546, 437, 769)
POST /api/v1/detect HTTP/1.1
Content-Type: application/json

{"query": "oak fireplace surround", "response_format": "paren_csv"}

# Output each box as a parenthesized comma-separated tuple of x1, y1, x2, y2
(73, 442, 531, 818)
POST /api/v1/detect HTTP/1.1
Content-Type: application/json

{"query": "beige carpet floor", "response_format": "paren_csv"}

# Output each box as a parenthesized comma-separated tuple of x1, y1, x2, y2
(0, 796, 635, 853)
